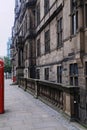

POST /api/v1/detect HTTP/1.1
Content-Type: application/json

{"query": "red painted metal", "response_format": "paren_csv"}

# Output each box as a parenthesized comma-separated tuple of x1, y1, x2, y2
(13, 76, 16, 82)
(0, 59, 4, 114)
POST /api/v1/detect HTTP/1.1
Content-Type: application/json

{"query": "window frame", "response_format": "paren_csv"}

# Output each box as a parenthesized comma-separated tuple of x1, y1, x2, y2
(37, 38, 41, 57)
(69, 63, 78, 86)
(25, 44, 28, 60)
(45, 29, 50, 54)
(57, 17, 63, 48)
(36, 69, 40, 79)
(57, 65, 62, 83)
(85, 4, 87, 27)
(44, 0, 49, 15)
(85, 62, 87, 90)
(44, 67, 49, 80)
(36, 2, 40, 26)
(71, 0, 78, 35)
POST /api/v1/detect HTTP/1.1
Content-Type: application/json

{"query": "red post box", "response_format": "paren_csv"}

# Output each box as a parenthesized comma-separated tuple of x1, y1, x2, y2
(0, 59, 4, 114)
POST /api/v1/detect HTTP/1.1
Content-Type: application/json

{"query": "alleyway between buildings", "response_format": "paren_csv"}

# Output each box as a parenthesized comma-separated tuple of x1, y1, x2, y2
(0, 79, 86, 130)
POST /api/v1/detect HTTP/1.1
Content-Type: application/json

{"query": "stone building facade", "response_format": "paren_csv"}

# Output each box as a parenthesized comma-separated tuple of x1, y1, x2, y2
(36, 0, 85, 86)
(11, 0, 36, 81)
(11, 0, 87, 124)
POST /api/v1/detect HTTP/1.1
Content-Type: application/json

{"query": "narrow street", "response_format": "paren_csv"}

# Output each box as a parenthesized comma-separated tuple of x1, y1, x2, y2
(0, 79, 86, 130)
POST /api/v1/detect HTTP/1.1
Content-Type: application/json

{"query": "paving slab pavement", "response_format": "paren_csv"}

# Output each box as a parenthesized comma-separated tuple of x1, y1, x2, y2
(0, 79, 86, 130)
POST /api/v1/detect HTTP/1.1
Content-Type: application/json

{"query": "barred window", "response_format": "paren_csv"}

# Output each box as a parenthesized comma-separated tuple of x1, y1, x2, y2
(71, 0, 78, 35)
(57, 18, 63, 47)
(37, 39, 41, 57)
(70, 63, 78, 86)
(45, 30, 50, 53)
(57, 66, 62, 83)
(45, 68, 49, 80)
(44, 0, 49, 15)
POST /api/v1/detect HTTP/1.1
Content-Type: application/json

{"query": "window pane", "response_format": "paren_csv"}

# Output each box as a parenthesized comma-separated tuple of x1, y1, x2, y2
(45, 30, 50, 53)
(45, 68, 49, 80)
(60, 75, 62, 83)
(85, 4, 87, 27)
(85, 62, 87, 75)
(37, 39, 40, 57)
(60, 18, 62, 31)
(76, 11, 78, 30)
(37, 3, 40, 25)
(71, 0, 78, 35)
(73, 14, 76, 34)
(70, 64, 74, 75)
(57, 18, 62, 47)
(71, 0, 77, 11)
(36, 69, 40, 79)
(57, 66, 62, 83)
(74, 63, 78, 75)
(70, 77, 73, 85)
(86, 104, 87, 116)
(44, 0, 49, 15)
(75, 77, 78, 86)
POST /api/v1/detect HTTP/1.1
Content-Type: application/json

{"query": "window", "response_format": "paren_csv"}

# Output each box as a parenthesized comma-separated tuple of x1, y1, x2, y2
(86, 104, 87, 116)
(25, 15, 27, 33)
(25, 44, 28, 59)
(85, 62, 87, 75)
(18, 50, 21, 66)
(36, 3, 40, 26)
(44, 0, 49, 15)
(29, 41, 33, 58)
(36, 69, 40, 79)
(18, 49, 23, 66)
(37, 39, 41, 57)
(45, 68, 49, 80)
(57, 18, 63, 47)
(45, 30, 50, 53)
(85, 62, 87, 90)
(71, 0, 78, 35)
(85, 4, 87, 27)
(57, 66, 62, 83)
(69, 63, 78, 86)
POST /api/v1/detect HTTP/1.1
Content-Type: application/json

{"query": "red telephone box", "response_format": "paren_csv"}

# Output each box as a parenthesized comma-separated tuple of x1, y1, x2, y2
(0, 59, 4, 114)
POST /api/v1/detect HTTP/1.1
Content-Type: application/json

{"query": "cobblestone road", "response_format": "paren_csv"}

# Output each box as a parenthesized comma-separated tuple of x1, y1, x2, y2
(0, 79, 86, 130)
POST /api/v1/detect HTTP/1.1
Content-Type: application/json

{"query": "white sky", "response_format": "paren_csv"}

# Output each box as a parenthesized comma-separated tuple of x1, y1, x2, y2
(0, 0, 15, 56)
